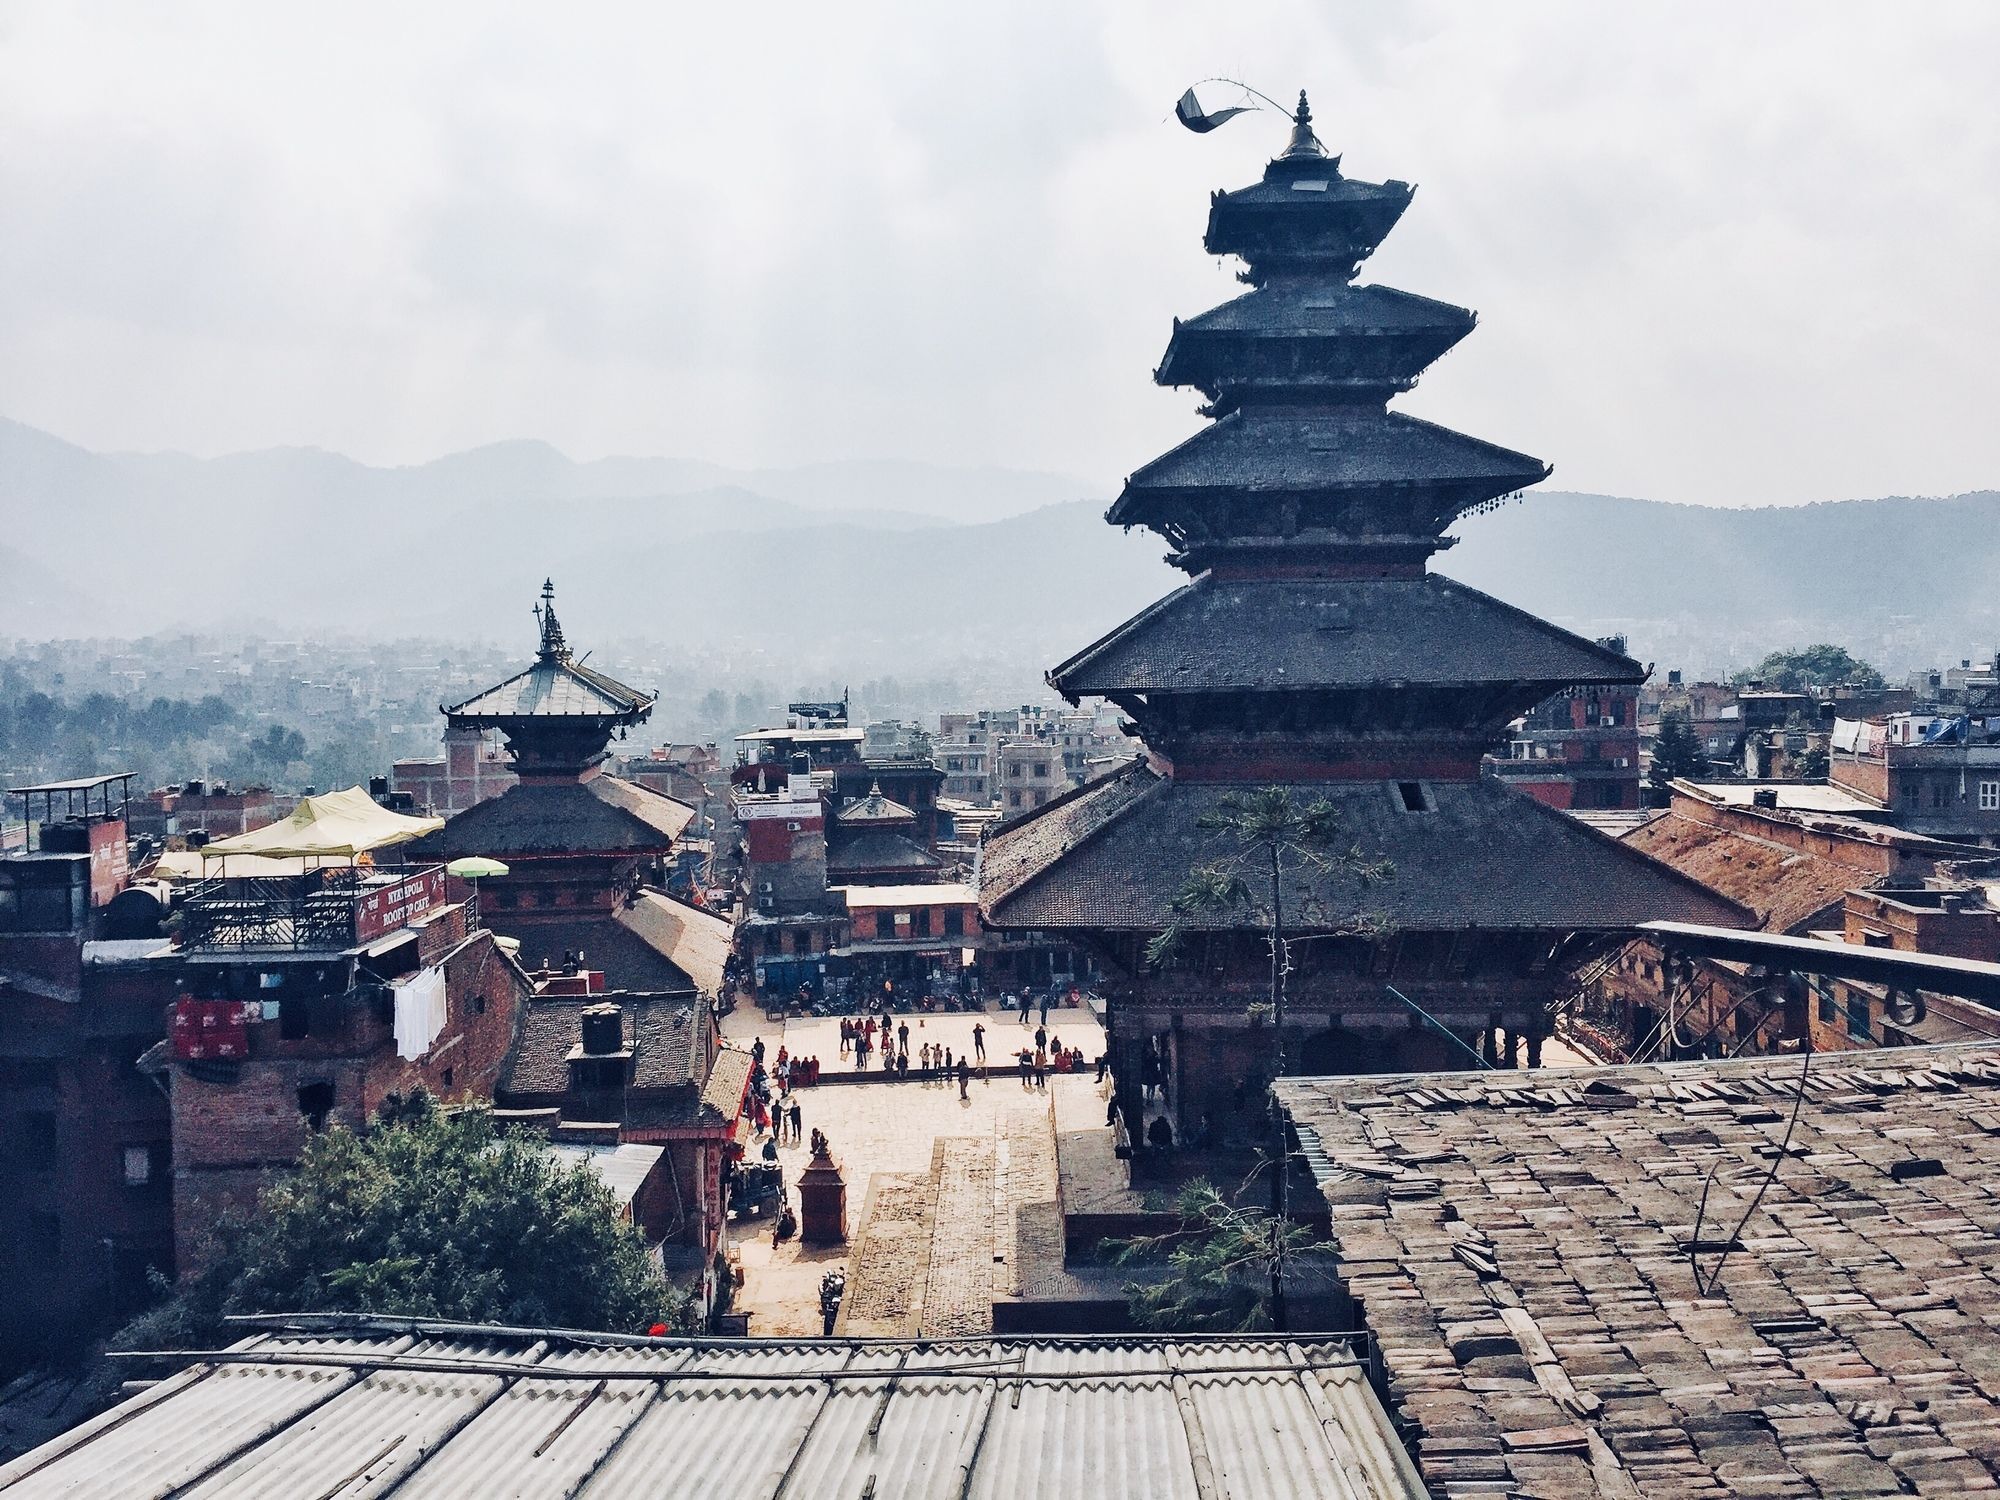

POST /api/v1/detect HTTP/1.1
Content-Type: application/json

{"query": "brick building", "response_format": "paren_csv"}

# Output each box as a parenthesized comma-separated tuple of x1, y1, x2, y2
(126, 781, 280, 842)
(0, 775, 180, 1360)
(162, 864, 530, 1271)
(1485, 641, 1642, 811)
(732, 758, 848, 1005)
(389, 724, 517, 816)
(1831, 737, 2000, 843)
(1578, 782, 1992, 1059)
(495, 989, 750, 1299)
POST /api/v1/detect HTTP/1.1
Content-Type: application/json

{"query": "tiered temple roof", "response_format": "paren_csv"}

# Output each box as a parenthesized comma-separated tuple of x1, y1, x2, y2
(982, 92, 1747, 937)
(443, 580, 655, 776)
(420, 584, 697, 992)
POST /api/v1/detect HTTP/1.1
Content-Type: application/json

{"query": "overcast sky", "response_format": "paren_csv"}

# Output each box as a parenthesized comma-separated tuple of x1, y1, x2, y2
(3, 1, 1997, 508)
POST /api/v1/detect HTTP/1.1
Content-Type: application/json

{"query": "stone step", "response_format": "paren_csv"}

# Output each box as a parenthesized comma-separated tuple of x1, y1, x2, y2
(920, 1136, 998, 1338)
(833, 1170, 936, 1337)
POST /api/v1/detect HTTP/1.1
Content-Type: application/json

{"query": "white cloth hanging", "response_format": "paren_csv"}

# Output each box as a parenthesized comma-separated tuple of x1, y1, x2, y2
(393, 965, 448, 1060)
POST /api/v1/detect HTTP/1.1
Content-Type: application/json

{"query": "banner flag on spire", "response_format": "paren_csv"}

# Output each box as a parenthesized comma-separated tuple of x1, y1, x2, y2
(1175, 87, 1251, 134)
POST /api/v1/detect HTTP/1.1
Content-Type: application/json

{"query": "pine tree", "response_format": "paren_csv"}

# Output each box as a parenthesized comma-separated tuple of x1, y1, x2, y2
(1649, 709, 1705, 797)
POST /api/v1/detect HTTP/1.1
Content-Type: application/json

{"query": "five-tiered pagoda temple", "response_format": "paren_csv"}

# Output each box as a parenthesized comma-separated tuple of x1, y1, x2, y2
(980, 95, 1746, 1138)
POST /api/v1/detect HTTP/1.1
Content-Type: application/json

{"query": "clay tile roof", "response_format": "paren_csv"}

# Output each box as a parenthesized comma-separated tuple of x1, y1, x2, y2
(826, 829, 942, 877)
(980, 768, 1751, 934)
(1112, 408, 1549, 507)
(421, 776, 694, 858)
(1173, 281, 1474, 337)
(1623, 811, 1875, 934)
(500, 992, 703, 1099)
(1275, 1043, 2000, 1499)
(1049, 573, 1643, 696)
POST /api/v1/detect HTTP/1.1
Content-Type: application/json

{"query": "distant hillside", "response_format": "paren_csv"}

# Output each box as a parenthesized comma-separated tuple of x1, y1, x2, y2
(1442, 490, 2000, 673)
(3, 416, 1995, 676)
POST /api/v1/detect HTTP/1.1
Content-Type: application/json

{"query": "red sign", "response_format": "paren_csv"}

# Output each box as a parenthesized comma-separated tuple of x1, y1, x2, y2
(352, 866, 446, 943)
(88, 819, 129, 908)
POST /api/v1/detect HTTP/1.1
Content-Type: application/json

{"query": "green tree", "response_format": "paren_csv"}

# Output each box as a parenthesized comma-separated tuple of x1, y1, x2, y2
(1798, 744, 1831, 780)
(252, 724, 307, 768)
(1146, 787, 1390, 1330)
(1649, 709, 1705, 796)
(1111, 1179, 1338, 1333)
(117, 1094, 691, 1353)
(1734, 644, 1884, 693)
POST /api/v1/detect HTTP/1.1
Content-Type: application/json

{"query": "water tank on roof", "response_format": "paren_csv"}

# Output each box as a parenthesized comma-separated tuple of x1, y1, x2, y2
(580, 1002, 624, 1056)
(104, 882, 168, 940)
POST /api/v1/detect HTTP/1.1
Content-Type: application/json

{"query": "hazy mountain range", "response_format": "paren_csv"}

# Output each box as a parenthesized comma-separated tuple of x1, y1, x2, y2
(2, 416, 1995, 678)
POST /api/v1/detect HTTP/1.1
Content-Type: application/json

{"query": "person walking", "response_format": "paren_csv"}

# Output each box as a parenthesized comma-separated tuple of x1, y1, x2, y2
(788, 1099, 803, 1146)
(897, 1020, 910, 1055)
(1039, 990, 1050, 1027)
(972, 1022, 986, 1064)
(1034, 1025, 1047, 1057)
(957, 1056, 971, 1100)
(1018, 990, 1032, 1025)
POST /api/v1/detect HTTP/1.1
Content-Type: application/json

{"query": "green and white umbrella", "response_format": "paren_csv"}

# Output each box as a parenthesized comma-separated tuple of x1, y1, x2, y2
(446, 856, 510, 879)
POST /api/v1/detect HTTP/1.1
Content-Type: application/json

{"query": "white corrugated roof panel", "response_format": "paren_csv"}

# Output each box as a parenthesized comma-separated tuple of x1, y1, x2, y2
(0, 1329, 1424, 1500)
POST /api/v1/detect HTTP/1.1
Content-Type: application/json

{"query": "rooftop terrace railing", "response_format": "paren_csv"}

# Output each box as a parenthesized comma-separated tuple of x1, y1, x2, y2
(180, 863, 446, 951)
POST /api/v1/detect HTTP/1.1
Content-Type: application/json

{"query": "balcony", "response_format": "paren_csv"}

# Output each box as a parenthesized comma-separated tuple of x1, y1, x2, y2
(180, 864, 447, 951)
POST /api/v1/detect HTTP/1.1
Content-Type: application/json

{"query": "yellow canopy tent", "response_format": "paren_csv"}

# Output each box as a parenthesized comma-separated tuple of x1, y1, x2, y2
(150, 849, 314, 881)
(199, 786, 444, 862)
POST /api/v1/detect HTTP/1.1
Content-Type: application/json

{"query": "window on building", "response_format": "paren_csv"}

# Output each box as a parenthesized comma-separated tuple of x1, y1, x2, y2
(1034, 764, 1049, 778)
(1845, 990, 1872, 1041)
(1982, 780, 2000, 811)
(1009, 792, 1021, 808)
(121, 1144, 153, 1187)
(943, 907, 963, 936)
(1815, 977, 1837, 1026)
(1933, 783, 1949, 809)
(297, 1082, 335, 1133)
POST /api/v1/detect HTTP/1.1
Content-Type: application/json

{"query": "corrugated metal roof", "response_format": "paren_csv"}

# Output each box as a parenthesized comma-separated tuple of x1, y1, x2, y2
(0, 1327, 1426, 1499)
(544, 1142, 666, 1207)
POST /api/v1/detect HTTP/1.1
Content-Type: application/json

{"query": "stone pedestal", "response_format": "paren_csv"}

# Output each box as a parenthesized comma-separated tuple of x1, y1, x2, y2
(797, 1147, 847, 1245)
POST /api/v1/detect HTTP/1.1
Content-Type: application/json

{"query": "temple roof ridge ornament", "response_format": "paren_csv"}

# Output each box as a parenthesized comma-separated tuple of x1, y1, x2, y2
(534, 577, 570, 662)
(1280, 90, 1325, 160)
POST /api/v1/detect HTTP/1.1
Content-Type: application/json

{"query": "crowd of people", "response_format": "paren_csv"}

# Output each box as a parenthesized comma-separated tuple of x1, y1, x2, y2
(746, 1036, 823, 1146)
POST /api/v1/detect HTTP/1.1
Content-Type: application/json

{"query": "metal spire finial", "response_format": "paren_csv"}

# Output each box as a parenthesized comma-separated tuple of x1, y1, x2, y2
(535, 579, 569, 661)
(1281, 89, 1325, 159)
